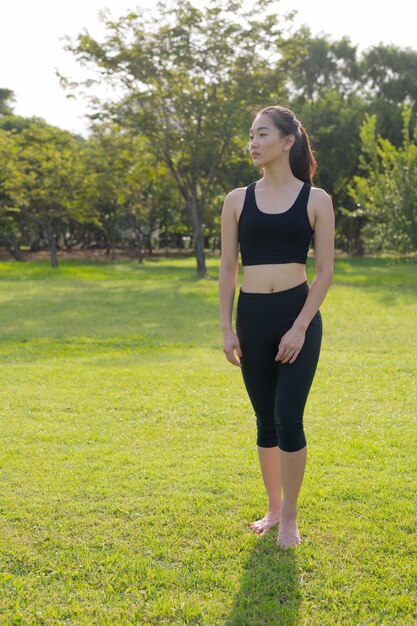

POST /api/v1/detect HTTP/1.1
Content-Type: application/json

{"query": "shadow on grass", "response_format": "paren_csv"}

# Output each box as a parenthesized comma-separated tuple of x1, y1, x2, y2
(225, 540, 301, 626)
(331, 257, 415, 285)
(0, 279, 219, 344)
(1, 256, 416, 365)
(328, 283, 417, 307)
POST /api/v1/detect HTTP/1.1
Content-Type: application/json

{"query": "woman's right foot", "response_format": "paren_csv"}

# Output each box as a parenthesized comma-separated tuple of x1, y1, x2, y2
(249, 508, 281, 534)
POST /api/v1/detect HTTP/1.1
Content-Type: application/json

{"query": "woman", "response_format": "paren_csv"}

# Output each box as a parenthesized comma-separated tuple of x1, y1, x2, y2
(218, 105, 335, 549)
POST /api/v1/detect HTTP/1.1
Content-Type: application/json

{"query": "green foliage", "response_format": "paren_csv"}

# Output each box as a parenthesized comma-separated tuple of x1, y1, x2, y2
(290, 89, 366, 193)
(348, 105, 417, 253)
(1, 120, 84, 222)
(281, 27, 361, 102)
(360, 43, 417, 108)
(61, 0, 297, 273)
(3, 7, 417, 262)
(0, 128, 23, 254)
(0, 88, 15, 116)
(77, 123, 185, 254)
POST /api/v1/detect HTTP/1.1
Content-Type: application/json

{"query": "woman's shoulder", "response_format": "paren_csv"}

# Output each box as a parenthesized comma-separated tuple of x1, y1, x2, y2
(226, 180, 257, 204)
(223, 184, 253, 208)
(309, 185, 332, 200)
(309, 185, 335, 219)
(222, 184, 257, 223)
(226, 181, 257, 196)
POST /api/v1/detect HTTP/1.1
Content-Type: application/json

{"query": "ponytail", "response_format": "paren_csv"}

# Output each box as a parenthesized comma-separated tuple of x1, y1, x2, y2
(289, 124, 316, 185)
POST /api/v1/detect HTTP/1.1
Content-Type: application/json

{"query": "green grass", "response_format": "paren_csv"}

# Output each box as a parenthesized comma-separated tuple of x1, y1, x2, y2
(0, 255, 416, 625)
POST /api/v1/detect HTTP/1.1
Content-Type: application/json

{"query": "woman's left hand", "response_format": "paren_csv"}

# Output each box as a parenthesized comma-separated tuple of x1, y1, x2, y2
(275, 325, 306, 364)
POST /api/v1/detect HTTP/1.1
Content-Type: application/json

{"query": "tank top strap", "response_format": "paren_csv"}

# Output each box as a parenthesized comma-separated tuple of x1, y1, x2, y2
(296, 182, 311, 207)
(246, 181, 256, 201)
(284, 182, 308, 218)
(240, 182, 257, 218)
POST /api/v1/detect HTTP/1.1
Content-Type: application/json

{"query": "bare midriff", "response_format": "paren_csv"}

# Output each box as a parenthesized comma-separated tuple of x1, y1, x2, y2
(240, 263, 308, 293)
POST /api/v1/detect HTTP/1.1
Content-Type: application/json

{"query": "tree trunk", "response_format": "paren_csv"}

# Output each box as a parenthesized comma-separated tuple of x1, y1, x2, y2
(43, 221, 58, 267)
(189, 193, 206, 277)
(105, 237, 116, 260)
(147, 235, 153, 256)
(0, 235, 25, 261)
(352, 216, 365, 256)
(133, 228, 145, 263)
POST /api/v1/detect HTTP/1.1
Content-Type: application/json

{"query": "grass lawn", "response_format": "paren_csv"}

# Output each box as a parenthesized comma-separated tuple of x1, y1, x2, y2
(0, 255, 416, 625)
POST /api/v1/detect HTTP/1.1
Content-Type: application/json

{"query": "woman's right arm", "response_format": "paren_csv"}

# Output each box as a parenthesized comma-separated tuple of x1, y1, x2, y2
(218, 190, 243, 368)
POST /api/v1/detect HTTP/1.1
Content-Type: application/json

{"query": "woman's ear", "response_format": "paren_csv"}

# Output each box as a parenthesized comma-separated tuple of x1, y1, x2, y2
(283, 133, 296, 151)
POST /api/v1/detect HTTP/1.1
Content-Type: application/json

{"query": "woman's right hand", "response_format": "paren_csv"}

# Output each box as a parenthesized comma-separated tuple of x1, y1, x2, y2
(222, 330, 243, 368)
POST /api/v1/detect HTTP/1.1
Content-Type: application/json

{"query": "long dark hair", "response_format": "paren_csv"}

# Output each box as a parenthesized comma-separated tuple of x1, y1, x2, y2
(251, 105, 317, 185)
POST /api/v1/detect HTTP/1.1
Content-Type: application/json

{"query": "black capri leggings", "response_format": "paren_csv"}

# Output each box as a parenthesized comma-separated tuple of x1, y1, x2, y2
(236, 280, 322, 452)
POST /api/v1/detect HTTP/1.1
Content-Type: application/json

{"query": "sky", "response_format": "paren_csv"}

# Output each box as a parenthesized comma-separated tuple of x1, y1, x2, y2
(2, 0, 417, 137)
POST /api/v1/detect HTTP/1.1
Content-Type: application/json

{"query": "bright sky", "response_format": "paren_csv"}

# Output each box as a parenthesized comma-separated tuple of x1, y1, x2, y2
(2, 0, 416, 137)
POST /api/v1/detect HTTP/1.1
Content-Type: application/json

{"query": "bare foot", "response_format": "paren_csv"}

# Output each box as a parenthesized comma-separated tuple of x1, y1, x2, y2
(277, 506, 301, 548)
(249, 508, 281, 535)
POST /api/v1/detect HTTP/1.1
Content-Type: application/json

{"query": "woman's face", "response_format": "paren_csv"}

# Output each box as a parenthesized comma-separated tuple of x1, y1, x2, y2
(249, 114, 295, 166)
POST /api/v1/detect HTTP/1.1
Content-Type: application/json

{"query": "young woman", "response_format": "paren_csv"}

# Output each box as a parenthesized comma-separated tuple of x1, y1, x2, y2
(218, 105, 335, 548)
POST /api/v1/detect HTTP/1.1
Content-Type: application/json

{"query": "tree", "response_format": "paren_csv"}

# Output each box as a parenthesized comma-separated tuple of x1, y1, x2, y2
(0, 89, 15, 116)
(0, 128, 26, 260)
(360, 44, 417, 107)
(281, 27, 361, 105)
(77, 122, 182, 260)
(347, 105, 417, 254)
(60, 0, 296, 275)
(2, 120, 85, 267)
(358, 45, 417, 146)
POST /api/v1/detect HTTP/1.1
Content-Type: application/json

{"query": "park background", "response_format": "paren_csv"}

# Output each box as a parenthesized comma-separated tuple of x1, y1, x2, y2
(1, 0, 416, 624)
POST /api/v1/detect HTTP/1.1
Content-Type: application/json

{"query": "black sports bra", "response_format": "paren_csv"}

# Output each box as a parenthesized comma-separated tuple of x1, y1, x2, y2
(237, 180, 314, 266)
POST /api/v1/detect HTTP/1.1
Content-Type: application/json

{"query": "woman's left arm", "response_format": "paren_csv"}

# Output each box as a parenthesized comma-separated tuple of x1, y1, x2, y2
(275, 188, 335, 364)
(292, 187, 335, 331)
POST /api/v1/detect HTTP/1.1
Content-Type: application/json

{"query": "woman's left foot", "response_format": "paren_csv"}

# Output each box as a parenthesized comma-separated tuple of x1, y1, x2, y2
(278, 526, 301, 548)
(277, 506, 301, 548)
